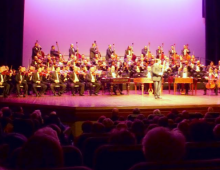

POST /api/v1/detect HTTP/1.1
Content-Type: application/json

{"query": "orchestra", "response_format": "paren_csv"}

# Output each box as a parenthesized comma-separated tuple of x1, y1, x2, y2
(0, 41, 219, 99)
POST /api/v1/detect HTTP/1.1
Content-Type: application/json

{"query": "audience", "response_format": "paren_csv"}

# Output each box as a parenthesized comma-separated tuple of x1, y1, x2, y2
(142, 127, 185, 161)
(0, 105, 219, 170)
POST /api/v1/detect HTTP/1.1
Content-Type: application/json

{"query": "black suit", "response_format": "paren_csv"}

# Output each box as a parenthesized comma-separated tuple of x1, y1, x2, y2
(15, 72, 28, 95)
(69, 47, 78, 58)
(90, 47, 98, 61)
(69, 72, 85, 95)
(50, 49, 60, 58)
(0, 74, 10, 97)
(86, 72, 101, 94)
(50, 71, 66, 95)
(32, 72, 47, 95)
(202, 73, 218, 95)
(32, 46, 40, 59)
(106, 48, 114, 61)
(141, 48, 148, 57)
(156, 49, 162, 59)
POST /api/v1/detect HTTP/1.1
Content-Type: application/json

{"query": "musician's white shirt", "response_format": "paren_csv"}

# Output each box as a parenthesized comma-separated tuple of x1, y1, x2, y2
(74, 72, 79, 82)
(147, 72, 151, 78)
(91, 73, 95, 82)
(183, 72, 187, 78)
(112, 72, 116, 78)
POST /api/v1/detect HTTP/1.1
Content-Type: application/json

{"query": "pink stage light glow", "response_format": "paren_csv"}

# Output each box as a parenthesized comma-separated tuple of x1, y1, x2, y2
(23, 0, 205, 66)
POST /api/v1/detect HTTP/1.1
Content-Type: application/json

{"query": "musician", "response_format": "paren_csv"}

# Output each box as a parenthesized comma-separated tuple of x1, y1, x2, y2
(152, 59, 163, 99)
(206, 61, 215, 72)
(141, 46, 148, 57)
(90, 43, 98, 61)
(15, 67, 28, 97)
(32, 67, 47, 97)
(69, 44, 78, 59)
(26, 67, 35, 95)
(169, 46, 175, 57)
(202, 68, 218, 95)
(178, 67, 190, 95)
(133, 61, 145, 77)
(86, 67, 101, 96)
(5, 68, 15, 95)
(32, 42, 40, 59)
(50, 45, 60, 58)
(107, 66, 123, 95)
(50, 67, 66, 96)
(140, 54, 146, 66)
(69, 67, 85, 96)
(156, 46, 162, 59)
(119, 62, 130, 77)
(106, 45, 114, 61)
(182, 45, 190, 58)
(0, 66, 10, 98)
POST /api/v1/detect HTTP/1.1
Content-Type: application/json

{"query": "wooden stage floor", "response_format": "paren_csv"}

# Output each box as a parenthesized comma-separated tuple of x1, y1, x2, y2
(0, 90, 220, 122)
(0, 90, 220, 108)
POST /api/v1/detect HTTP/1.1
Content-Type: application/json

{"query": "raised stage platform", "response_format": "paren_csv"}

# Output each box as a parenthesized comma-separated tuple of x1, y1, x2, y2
(0, 90, 220, 122)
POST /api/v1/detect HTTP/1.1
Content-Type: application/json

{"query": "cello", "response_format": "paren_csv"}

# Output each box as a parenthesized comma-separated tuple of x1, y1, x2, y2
(206, 71, 216, 89)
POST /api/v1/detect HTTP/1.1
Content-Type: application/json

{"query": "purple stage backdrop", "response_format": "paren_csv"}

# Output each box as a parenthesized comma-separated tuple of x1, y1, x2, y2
(23, 0, 205, 66)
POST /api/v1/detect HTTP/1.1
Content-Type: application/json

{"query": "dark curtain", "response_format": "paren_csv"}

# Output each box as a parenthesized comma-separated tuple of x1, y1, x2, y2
(0, 0, 24, 69)
(204, 0, 220, 65)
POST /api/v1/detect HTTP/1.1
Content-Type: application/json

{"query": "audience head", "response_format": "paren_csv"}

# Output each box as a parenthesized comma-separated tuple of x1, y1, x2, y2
(133, 108, 140, 115)
(213, 124, 220, 140)
(1, 107, 12, 118)
(111, 108, 119, 121)
(142, 127, 185, 161)
(82, 121, 93, 133)
(20, 134, 63, 169)
(92, 122, 105, 133)
(158, 116, 168, 127)
(97, 115, 106, 123)
(208, 107, 214, 112)
(109, 128, 136, 145)
(102, 118, 114, 132)
(153, 109, 161, 115)
(189, 120, 214, 142)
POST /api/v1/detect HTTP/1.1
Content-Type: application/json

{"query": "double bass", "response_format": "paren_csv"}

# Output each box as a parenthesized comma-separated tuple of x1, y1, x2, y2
(206, 73, 216, 89)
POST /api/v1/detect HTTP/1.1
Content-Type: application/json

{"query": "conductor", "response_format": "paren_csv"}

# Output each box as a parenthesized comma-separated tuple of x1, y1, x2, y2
(152, 59, 163, 99)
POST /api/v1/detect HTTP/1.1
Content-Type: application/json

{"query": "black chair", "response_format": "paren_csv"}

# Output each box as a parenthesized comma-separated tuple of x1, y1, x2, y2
(129, 159, 220, 170)
(93, 144, 145, 170)
(82, 136, 109, 167)
(62, 145, 83, 167)
(185, 141, 220, 160)
(75, 133, 110, 150)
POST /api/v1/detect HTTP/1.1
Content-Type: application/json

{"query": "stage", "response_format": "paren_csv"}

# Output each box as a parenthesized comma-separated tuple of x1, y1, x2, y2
(0, 90, 220, 122)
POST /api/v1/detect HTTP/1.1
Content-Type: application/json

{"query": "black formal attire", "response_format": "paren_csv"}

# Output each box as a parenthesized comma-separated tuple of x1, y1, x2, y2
(90, 47, 98, 61)
(32, 46, 40, 59)
(133, 66, 145, 77)
(141, 48, 148, 57)
(15, 72, 28, 96)
(86, 72, 101, 95)
(69, 47, 78, 58)
(106, 48, 114, 61)
(178, 72, 190, 94)
(107, 71, 123, 94)
(32, 72, 47, 96)
(0, 74, 10, 97)
(156, 49, 162, 59)
(50, 71, 66, 95)
(69, 72, 85, 95)
(50, 49, 60, 58)
(169, 49, 175, 57)
(6, 74, 15, 95)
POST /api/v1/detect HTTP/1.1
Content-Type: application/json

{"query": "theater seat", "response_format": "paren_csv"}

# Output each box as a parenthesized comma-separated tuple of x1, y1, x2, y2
(82, 136, 109, 167)
(94, 144, 145, 170)
(62, 145, 83, 167)
(129, 159, 220, 170)
(185, 141, 220, 160)
(35, 166, 92, 170)
(75, 133, 110, 150)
